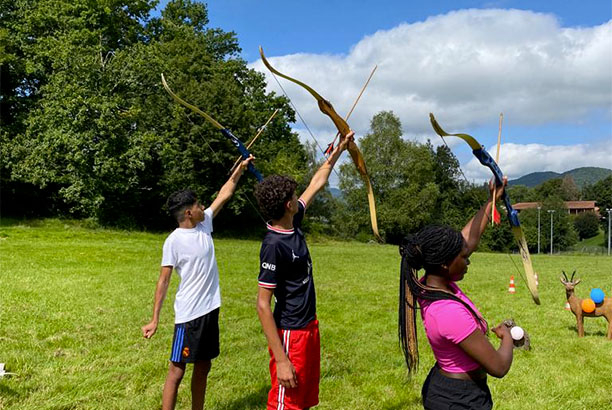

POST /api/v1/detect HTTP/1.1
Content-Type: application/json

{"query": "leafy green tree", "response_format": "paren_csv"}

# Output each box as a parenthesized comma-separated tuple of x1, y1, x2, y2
(427, 142, 467, 229)
(297, 141, 337, 236)
(516, 207, 547, 253)
(583, 176, 612, 209)
(336, 111, 439, 243)
(534, 176, 580, 202)
(2, 0, 158, 219)
(536, 197, 578, 252)
(583, 175, 612, 238)
(2, 0, 306, 230)
(560, 175, 580, 201)
(534, 179, 563, 200)
(573, 212, 600, 240)
(507, 184, 535, 204)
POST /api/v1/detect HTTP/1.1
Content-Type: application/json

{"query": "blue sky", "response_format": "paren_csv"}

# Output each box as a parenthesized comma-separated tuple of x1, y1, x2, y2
(155, 1, 611, 183)
(201, 1, 612, 59)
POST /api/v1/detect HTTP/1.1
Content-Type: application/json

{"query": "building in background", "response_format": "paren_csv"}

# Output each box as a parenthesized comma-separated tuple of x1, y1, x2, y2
(513, 201, 600, 216)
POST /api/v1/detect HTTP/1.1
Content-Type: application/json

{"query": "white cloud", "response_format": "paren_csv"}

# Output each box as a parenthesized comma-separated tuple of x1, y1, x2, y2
(464, 140, 612, 181)
(250, 9, 612, 173)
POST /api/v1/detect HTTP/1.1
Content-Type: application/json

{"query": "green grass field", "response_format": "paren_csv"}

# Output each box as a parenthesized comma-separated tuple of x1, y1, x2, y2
(1, 220, 611, 409)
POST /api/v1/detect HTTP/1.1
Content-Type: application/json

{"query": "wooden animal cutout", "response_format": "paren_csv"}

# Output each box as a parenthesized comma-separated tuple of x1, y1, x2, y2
(560, 270, 612, 339)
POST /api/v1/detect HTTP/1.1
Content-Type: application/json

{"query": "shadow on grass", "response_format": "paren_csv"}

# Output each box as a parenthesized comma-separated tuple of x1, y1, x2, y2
(565, 326, 608, 337)
(0, 217, 42, 227)
(0, 382, 19, 399)
(0, 217, 95, 229)
(217, 384, 269, 410)
(382, 399, 423, 409)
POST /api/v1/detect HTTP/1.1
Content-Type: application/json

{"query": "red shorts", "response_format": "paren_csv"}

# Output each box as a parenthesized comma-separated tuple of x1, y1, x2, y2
(268, 319, 320, 410)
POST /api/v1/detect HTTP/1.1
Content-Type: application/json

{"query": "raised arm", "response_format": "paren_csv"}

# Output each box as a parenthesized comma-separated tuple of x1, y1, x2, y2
(299, 131, 354, 208)
(209, 155, 255, 218)
(461, 176, 508, 254)
(141, 265, 173, 339)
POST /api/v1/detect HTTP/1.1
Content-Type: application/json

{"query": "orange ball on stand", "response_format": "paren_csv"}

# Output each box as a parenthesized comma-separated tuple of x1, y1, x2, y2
(581, 298, 596, 313)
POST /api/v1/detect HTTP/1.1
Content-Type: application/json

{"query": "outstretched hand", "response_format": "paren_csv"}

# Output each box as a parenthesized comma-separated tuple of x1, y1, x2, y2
(337, 130, 355, 152)
(239, 154, 255, 172)
(488, 175, 508, 201)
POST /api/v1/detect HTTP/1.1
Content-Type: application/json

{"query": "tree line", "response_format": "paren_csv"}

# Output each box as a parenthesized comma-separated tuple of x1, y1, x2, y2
(2, 0, 610, 250)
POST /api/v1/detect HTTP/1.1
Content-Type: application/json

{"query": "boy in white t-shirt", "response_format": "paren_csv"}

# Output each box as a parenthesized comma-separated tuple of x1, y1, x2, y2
(141, 156, 254, 410)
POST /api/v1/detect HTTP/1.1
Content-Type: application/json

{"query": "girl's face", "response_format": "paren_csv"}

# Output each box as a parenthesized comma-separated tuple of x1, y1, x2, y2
(446, 242, 470, 282)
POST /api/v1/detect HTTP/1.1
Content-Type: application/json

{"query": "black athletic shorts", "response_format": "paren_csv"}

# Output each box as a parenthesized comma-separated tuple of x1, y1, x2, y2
(421, 364, 493, 410)
(169, 308, 220, 363)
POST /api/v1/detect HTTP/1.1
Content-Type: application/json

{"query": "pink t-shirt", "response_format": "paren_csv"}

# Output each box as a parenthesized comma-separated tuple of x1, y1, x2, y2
(419, 281, 488, 373)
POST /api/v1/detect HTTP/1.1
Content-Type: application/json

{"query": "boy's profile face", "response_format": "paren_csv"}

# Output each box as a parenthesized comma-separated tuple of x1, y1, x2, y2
(286, 193, 298, 216)
(186, 200, 205, 223)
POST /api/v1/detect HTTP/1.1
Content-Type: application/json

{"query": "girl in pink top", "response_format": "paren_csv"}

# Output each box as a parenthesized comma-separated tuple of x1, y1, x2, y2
(399, 178, 514, 410)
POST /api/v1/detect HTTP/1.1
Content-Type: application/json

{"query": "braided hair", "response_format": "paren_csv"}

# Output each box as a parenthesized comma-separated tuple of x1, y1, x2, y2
(398, 225, 487, 373)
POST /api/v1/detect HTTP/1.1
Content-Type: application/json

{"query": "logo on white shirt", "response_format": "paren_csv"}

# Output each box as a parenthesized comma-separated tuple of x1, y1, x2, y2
(262, 262, 276, 271)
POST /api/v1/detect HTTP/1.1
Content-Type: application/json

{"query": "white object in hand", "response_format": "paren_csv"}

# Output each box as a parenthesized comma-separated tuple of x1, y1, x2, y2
(0, 363, 15, 377)
(510, 326, 525, 341)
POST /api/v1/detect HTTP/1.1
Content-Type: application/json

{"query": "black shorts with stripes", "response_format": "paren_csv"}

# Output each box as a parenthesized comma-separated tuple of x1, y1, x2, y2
(169, 308, 220, 363)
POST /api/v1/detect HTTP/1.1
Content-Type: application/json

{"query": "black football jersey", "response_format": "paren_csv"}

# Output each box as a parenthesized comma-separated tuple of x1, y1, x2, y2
(258, 199, 316, 329)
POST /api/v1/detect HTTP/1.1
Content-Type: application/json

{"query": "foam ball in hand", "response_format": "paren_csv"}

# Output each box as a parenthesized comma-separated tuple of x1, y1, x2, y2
(581, 298, 596, 313)
(590, 288, 605, 304)
(510, 326, 524, 341)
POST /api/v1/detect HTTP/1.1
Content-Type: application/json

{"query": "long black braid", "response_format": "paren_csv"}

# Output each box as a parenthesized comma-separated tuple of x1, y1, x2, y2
(398, 225, 487, 373)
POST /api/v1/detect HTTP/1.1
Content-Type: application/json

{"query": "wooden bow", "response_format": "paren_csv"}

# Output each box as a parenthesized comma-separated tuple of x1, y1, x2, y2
(259, 47, 382, 242)
(161, 74, 263, 181)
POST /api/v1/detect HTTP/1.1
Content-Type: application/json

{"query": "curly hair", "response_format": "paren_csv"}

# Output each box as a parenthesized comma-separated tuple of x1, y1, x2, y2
(398, 225, 486, 373)
(254, 175, 298, 221)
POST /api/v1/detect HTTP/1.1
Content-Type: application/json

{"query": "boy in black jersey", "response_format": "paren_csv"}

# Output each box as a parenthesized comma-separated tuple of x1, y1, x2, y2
(254, 132, 354, 410)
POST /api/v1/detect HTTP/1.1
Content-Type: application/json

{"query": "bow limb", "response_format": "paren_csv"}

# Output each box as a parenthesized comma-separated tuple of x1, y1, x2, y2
(161, 74, 224, 129)
(161, 74, 263, 182)
(429, 113, 540, 305)
(342, 142, 381, 242)
(260, 47, 382, 242)
(260, 47, 351, 136)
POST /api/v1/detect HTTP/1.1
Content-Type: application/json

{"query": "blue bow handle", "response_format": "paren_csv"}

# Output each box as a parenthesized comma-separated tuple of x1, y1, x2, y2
(472, 147, 520, 227)
(221, 129, 263, 182)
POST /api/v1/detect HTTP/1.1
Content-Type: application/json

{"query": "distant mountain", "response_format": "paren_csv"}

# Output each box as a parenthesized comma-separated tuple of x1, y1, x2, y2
(509, 167, 612, 188)
(330, 187, 343, 198)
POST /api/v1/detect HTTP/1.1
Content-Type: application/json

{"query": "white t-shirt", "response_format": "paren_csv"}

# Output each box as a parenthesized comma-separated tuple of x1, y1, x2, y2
(161, 208, 221, 323)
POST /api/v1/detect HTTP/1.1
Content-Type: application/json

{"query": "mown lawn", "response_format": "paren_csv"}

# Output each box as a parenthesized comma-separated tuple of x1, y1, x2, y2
(0, 220, 611, 409)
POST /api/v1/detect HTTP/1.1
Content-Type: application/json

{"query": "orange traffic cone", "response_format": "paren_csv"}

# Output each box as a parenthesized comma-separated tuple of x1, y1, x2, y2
(564, 302, 571, 311)
(508, 275, 516, 294)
